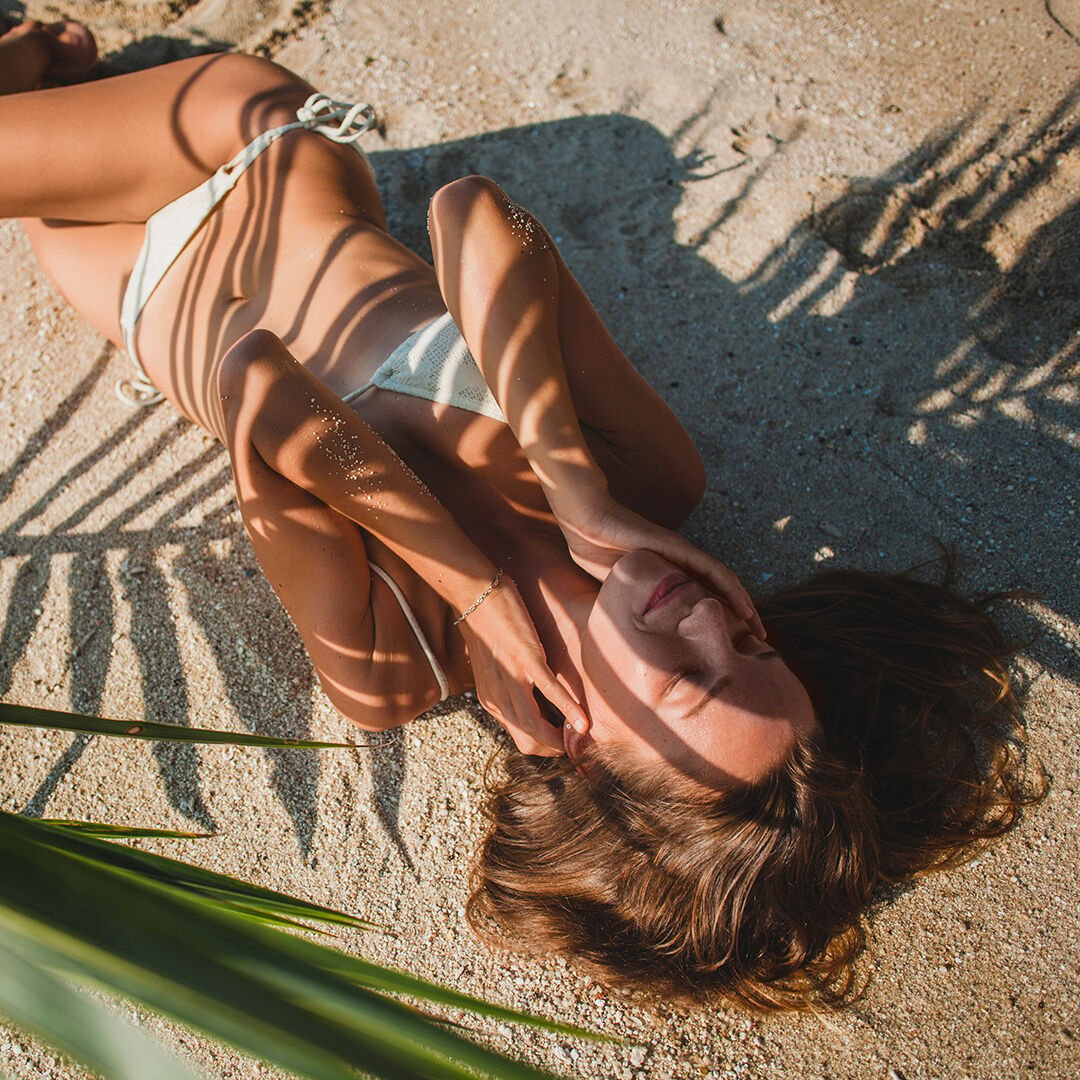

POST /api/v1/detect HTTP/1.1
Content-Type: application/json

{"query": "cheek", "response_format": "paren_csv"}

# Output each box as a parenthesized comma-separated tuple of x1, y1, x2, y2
(728, 663, 814, 729)
(581, 652, 664, 753)
(585, 651, 664, 721)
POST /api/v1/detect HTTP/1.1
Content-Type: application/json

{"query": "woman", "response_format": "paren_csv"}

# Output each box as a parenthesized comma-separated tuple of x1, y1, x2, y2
(1, 20, 1040, 1009)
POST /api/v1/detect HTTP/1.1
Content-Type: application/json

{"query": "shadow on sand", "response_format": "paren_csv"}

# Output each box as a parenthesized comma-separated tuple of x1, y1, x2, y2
(2, 68, 1076, 861)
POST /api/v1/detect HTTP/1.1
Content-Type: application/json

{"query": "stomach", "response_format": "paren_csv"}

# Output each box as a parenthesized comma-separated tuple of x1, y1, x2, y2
(123, 129, 559, 559)
(131, 135, 447, 439)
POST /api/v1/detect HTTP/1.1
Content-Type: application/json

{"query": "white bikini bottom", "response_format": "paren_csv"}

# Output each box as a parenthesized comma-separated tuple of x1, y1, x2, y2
(117, 93, 377, 405)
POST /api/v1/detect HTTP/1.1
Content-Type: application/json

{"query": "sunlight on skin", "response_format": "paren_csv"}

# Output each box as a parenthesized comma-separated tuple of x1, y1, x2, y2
(567, 551, 817, 789)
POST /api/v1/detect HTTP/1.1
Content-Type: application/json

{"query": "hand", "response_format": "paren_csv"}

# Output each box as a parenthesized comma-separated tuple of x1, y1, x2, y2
(556, 493, 766, 639)
(456, 574, 588, 756)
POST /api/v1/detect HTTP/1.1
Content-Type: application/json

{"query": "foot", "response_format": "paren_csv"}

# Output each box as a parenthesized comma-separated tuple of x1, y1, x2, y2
(41, 19, 98, 82)
(0, 18, 98, 89)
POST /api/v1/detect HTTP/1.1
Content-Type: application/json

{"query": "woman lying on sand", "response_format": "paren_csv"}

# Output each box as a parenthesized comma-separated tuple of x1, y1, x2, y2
(1, 18, 1039, 1009)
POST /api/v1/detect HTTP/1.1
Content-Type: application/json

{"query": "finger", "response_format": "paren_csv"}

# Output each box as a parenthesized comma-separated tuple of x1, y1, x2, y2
(506, 680, 565, 754)
(478, 690, 558, 755)
(476, 694, 507, 729)
(725, 577, 766, 639)
(679, 548, 745, 605)
(505, 719, 564, 756)
(670, 544, 767, 639)
(555, 671, 590, 733)
(723, 578, 766, 640)
(537, 671, 589, 734)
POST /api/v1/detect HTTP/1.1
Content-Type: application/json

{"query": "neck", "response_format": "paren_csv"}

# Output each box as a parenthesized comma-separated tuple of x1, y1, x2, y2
(501, 534, 598, 705)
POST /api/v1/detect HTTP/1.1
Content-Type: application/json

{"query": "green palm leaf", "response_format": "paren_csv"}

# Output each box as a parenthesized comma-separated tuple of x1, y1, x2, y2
(0, 811, 566, 1080)
(13, 814, 595, 1036)
(23, 814, 379, 932)
(0, 701, 351, 748)
(0, 938, 200, 1080)
(38, 820, 211, 839)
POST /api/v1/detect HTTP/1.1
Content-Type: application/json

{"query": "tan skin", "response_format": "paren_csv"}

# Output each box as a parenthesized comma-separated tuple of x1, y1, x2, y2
(3, 25, 814, 781)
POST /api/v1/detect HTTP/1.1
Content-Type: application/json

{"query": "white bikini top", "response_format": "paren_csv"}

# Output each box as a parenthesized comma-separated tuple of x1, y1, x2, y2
(343, 312, 505, 422)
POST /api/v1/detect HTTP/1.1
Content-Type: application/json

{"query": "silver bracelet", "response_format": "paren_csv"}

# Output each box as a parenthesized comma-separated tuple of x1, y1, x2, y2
(453, 568, 504, 625)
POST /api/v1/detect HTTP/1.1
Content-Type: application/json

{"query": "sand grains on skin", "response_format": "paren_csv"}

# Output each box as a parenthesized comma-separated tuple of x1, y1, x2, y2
(1, 1, 1078, 1078)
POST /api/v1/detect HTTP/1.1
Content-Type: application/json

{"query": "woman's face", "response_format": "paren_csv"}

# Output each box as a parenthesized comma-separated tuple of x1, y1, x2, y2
(569, 550, 816, 788)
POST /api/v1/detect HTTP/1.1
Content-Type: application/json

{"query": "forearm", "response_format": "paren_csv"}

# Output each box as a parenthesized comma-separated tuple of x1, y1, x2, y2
(429, 177, 609, 510)
(220, 330, 498, 614)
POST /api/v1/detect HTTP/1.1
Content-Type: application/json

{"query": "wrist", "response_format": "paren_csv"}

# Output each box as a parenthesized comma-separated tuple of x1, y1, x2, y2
(453, 567, 504, 626)
(539, 457, 610, 521)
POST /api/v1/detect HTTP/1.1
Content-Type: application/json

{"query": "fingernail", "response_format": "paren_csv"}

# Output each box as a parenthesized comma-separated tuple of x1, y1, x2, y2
(573, 717, 589, 734)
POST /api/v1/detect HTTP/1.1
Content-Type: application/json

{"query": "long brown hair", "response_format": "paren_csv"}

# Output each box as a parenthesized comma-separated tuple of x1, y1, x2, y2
(468, 561, 1045, 1010)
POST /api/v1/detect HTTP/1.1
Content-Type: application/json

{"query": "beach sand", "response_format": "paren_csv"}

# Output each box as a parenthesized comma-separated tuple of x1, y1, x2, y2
(1, 1, 1078, 1077)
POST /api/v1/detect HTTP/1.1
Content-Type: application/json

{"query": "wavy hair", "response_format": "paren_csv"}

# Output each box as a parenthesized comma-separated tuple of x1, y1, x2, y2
(468, 561, 1045, 1010)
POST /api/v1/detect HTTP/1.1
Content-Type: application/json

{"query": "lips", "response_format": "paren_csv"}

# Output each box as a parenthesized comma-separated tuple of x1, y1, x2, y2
(644, 572, 690, 615)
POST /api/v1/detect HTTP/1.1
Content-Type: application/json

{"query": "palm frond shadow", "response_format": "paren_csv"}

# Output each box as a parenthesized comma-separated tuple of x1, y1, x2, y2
(4, 80, 1078, 861)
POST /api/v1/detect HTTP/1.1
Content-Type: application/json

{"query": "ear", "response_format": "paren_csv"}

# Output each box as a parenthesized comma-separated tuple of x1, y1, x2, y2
(563, 723, 597, 780)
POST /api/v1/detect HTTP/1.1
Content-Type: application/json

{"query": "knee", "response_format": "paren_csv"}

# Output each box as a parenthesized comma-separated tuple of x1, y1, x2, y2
(193, 53, 312, 152)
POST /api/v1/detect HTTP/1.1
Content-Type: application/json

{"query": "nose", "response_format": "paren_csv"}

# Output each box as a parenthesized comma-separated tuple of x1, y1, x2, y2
(679, 594, 735, 636)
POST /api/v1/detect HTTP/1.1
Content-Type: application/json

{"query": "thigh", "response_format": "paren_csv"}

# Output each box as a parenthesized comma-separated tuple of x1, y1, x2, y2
(21, 217, 143, 346)
(0, 52, 312, 223)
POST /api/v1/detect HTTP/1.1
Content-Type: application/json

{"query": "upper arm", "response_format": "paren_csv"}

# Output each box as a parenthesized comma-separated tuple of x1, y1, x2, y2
(219, 331, 444, 731)
(428, 177, 706, 529)
(543, 238, 706, 527)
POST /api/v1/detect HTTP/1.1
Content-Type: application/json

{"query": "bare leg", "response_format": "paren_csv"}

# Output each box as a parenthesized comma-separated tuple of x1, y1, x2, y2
(0, 51, 313, 223)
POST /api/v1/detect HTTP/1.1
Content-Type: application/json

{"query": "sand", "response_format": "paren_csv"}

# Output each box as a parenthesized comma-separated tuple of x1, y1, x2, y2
(1, 1, 1078, 1077)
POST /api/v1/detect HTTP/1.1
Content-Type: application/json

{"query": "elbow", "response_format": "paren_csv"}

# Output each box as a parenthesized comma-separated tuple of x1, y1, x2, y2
(217, 328, 288, 401)
(318, 669, 439, 735)
(682, 446, 707, 512)
(660, 445, 707, 527)
(329, 696, 427, 737)
(428, 174, 504, 233)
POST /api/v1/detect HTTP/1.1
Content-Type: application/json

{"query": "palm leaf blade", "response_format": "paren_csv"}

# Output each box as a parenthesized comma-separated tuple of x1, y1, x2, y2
(0, 701, 350, 748)
(21, 814, 378, 930)
(0, 812, 564, 1080)
(38, 820, 211, 840)
(312, 951, 604, 1040)
(25, 817, 592, 1034)
(0, 937, 200, 1080)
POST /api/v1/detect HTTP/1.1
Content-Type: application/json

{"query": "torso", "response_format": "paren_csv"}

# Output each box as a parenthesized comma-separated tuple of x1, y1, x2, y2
(127, 129, 574, 694)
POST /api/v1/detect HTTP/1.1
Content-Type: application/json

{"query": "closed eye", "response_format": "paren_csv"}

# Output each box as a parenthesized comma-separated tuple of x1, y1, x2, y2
(686, 674, 731, 718)
(663, 669, 700, 698)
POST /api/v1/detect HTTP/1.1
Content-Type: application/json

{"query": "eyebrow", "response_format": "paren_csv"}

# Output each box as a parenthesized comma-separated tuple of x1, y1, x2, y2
(686, 675, 731, 718)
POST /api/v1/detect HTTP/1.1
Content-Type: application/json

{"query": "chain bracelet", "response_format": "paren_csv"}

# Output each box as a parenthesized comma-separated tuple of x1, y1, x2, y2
(453, 568, 504, 626)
